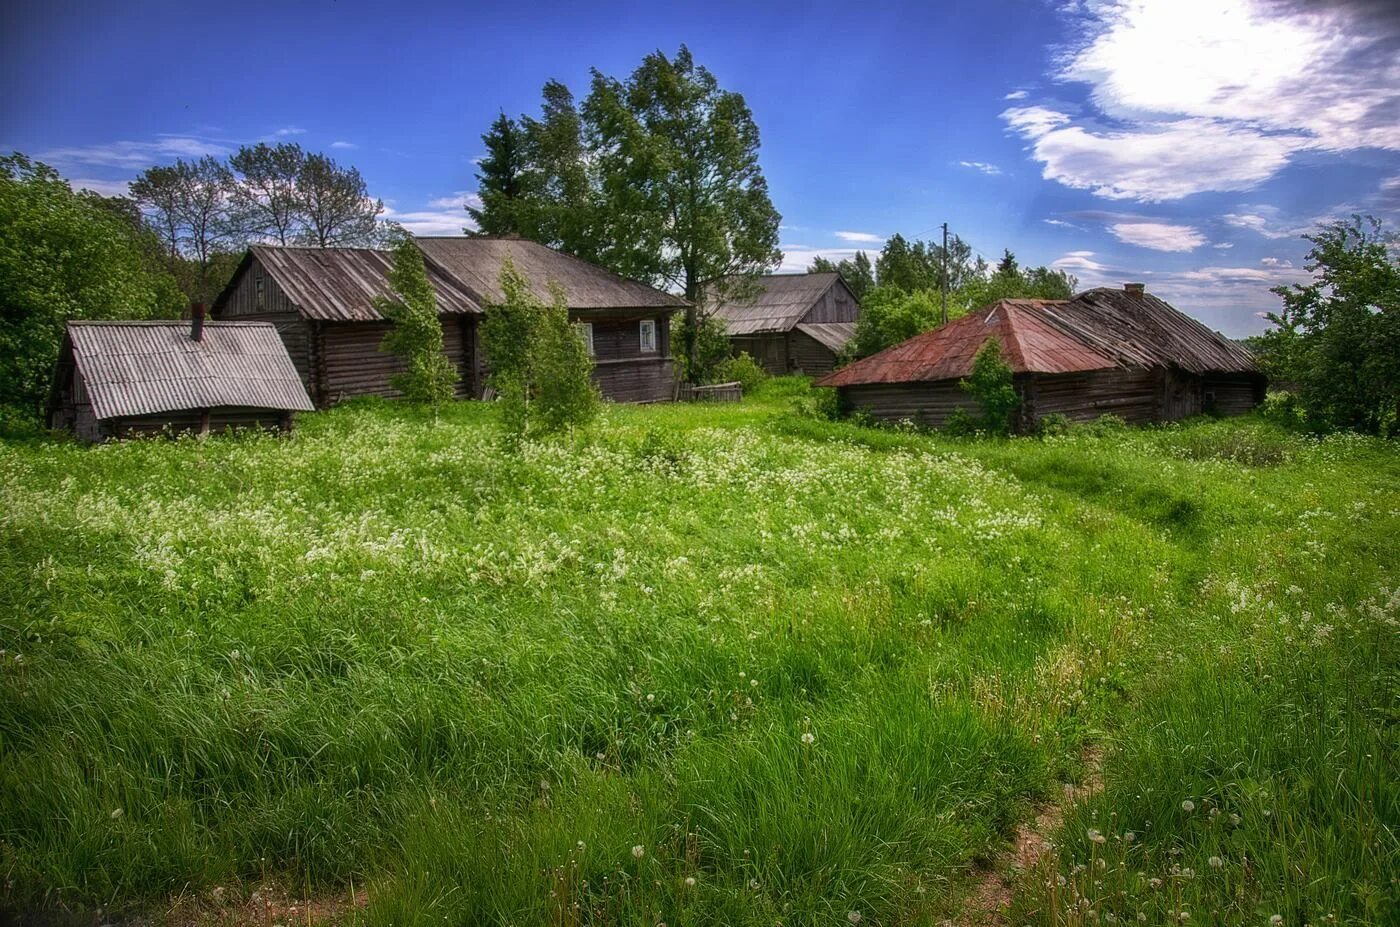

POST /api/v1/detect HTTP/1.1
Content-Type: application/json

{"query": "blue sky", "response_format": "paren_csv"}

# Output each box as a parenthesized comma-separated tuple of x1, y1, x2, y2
(3, 0, 1397, 336)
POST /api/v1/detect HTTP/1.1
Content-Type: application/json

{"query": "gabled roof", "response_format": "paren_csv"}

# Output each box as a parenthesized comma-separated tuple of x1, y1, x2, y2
(818, 289, 1260, 389)
(708, 273, 849, 335)
(415, 237, 687, 313)
(217, 246, 483, 321)
(59, 321, 314, 420)
(819, 299, 1111, 387)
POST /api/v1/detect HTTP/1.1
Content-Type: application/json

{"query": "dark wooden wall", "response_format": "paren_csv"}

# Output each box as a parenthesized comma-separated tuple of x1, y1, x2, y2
(580, 314, 674, 401)
(109, 407, 293, 439)
(799, 279, 860, 324)
(1025, 368, 1161, 425)
(788, 331, 839, 376)
(837, 381, 981, 426)
(1204, 374, 1265, 416)
(317, 320, 475, 405)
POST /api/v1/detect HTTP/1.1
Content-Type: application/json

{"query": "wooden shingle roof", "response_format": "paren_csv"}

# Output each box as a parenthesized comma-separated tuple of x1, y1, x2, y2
(708, 272, 844, 335)
(415, 237, 687, 313)
(62, 321, 314, 420)
(219, 246, 483, 322)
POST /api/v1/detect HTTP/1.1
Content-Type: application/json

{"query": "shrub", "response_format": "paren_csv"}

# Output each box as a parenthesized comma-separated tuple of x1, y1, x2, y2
(1258, 390, 1307, 430)
(673, 313, 732, 384)
(1036, 413, 1071, 437)
(375, 237, 458, 411)
(942, 406, 979, 436)
(482, 257, 599, 443)
(792, 385, 840, 421)
(712, 352, 767, 395)
(960, 338, 1019, 434)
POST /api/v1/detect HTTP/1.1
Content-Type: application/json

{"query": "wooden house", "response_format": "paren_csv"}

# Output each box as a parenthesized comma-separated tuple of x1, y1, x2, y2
(415, 237, 686, 403)
(47, 316, 314, 442)
(817, 284, 1264, 429)
(212, 245, 484, 406)
(214, 238, 687, 405)
(707, 272, 860, 376)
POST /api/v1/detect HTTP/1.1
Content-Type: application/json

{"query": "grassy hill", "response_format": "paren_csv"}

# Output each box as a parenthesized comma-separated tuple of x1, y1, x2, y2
(2, 383, 1395, 925)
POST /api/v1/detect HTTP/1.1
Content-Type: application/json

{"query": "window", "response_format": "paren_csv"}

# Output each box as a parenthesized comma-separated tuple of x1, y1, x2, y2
(574, 322, 594, 355)
(639, 319, 657, 353)
(255, 276, 265, 308)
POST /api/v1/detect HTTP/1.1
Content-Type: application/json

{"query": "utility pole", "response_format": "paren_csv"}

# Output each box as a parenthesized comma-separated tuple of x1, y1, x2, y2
(940, 222, 949, 325)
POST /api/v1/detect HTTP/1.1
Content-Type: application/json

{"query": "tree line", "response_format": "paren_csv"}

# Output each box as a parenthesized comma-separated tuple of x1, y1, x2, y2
(129, 143, 386, 302)
(809, 235, 1077, 356)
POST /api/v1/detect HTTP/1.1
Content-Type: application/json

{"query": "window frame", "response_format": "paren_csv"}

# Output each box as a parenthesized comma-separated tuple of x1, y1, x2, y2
(639, 318, 657, 354)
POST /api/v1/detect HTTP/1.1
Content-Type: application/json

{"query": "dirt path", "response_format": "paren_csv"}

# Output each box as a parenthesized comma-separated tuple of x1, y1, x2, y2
(952, 747, 1105, 927)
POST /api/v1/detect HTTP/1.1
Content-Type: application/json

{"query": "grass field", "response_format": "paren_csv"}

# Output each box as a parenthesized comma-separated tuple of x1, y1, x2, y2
(2, 381, 1396, 925)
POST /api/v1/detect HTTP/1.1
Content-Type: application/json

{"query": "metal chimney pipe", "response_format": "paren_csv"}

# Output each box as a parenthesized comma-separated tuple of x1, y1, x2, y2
(191, 302, 206, 342)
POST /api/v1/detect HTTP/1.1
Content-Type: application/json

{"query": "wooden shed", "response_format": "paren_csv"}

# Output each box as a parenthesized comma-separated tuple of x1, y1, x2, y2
(212, 245, 484, 407)
(818, 284, 1264, 429)
(47, 317, 314, 442)
(707, 273, 860, 376)
(415, 237, 687, 403)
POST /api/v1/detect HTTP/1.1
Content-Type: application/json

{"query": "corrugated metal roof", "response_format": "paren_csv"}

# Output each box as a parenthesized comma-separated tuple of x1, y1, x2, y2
(708, 273, 841, 334)
(818, 289, 1260, 388)
(68, 321, 314, 420)
(240, 245, 483, 321)
(795, 322, 858, 353)
(415, 237, 687, 312)
(818, 300, 1114, 387)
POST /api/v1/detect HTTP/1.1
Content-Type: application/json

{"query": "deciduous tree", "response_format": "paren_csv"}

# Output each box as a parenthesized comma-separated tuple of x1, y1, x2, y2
(1259, 216, 1399, 434)
(375, 236, 458, 412)
(230, 142, 307, 244)
(1, 155, 182, 413)
(297, 153, 383, 248)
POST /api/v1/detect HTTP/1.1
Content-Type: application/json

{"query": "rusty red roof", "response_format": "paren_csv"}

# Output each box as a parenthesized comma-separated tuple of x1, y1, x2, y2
(818, 299, 1115, 387)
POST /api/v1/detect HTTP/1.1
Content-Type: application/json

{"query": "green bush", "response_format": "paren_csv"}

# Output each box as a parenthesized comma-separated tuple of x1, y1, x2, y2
(712, 352, 767, 395)
(960, 338, 1019, 434)
(942, 406, 979, 436)
(1035, 413, 1071, 437)
(791, 384, 840, 421)
(375, 237, 458, 410)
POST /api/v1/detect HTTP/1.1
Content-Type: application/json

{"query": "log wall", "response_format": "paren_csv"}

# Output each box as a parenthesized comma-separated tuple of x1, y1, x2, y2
(1204, 374, 1265, 416)
(593, 357, 676, 403)
(838, 381, 981, 426)
(318, 320, 473, 404)
(1026, 368, 1161, 425)
(788, 331, 839, 376)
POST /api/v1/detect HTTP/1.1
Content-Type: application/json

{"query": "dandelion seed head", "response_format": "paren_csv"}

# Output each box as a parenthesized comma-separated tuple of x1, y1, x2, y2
(847, 912, 862, 924)
(800, 732, 815, 745)
(632, 845, 645, 859)
(1181, 800, 1195, 813)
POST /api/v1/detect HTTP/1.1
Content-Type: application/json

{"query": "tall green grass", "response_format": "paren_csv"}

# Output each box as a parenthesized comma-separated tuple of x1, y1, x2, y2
(1, 392, 1395, 924)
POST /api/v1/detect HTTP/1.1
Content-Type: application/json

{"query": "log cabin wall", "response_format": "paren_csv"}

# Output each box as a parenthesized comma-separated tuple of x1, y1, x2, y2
(787, 330, 838, 376)
(1025, 368, 1161, 425)
(214, 260, 315, 386)
(729, 334, 789, 376)
(1203, 374, 1266, 416)
(579, 313, 675, 402)
(837, 381, 981, 426)
(317, 320, 473, 404)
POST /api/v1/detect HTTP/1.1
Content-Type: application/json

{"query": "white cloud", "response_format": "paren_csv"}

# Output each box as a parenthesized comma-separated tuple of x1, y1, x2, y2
(70, 177, 132, 197)
(330, 140, 357, 150)
(1212, 242, 1234, 249)
(1052, 250, 1108, 273)
(834, 230, 883, 243)
(1108, 220, 1206, 251)
(38, 136, 233, 169)
(383, 191, 483, 236)
(1259, 256, 1294, 268)
(1004, 0, 1400, 201)
(958, 160, 1003, 176)
(1042, 218, 1081, 229)
(1003, 108, 1301, 200)
(1003, 90, 1028, 100)
(777, 245, 863, 273)
(1221, 208, 1301, 239)
(272, 127, 306, 137)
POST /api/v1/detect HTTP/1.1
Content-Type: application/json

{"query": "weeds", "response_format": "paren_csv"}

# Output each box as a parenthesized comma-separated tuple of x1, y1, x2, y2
(1, 398, 1394, 924)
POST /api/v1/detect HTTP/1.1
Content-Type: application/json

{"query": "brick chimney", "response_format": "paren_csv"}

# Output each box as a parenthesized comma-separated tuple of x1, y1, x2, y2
(1123, 282, 1146, 300)
(190, 302, 206, 341)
